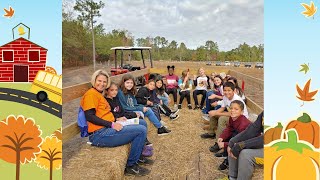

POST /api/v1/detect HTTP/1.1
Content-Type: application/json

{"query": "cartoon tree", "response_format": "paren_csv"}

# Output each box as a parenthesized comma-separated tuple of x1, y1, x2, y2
(0, 115, 42, 180)
(35, 136, 62, 180)
(52, 128, 62, 140)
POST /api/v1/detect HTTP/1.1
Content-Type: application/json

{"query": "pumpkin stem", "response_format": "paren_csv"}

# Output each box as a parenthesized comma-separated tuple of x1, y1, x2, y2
(272, 130, 312, 154)
(276, 122, 283, 128)
(297, 113, 311, 123)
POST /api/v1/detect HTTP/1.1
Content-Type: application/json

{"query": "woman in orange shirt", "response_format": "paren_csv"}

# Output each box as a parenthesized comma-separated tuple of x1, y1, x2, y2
(80, 70, 151, 176)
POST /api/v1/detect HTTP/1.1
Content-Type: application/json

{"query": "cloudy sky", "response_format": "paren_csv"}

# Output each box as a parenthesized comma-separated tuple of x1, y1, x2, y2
(66, 0, 263, 51)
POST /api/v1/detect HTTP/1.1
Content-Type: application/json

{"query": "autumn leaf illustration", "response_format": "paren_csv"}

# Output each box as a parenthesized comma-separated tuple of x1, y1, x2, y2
(296, 79, 318, 106)
(299, 63, 309, 74)
(301, 1, 317, 18)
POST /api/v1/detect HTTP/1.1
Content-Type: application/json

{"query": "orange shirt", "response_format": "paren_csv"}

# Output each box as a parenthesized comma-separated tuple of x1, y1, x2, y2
(80, 88, 115, 132)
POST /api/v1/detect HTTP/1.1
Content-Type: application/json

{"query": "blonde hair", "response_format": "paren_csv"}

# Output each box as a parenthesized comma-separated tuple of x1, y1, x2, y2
(91, 69, 110, 89)
(181, 70, 190, 89)
(198, 67, 205, 75)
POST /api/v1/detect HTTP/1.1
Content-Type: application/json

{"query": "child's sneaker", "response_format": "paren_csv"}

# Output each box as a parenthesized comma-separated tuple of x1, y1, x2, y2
(218, 158, 229, 170)
(142, 146, 153, 157)
(178, 104, 182, 109)
(125, 164, 150, 176)
(171, 109, 180, 116)
(173, 104, 178, 111)
(188, 104, 192, 109)
(145, 138, 153, 146)
(202, 114, 210, 121)
(193, 105, 200, 110)
(138, 156, 154, 166)
(170, 114, 180, 121)
(158, 126, 171, 136)
(209, 142, 220, 153)
(215, 149, 228, 158)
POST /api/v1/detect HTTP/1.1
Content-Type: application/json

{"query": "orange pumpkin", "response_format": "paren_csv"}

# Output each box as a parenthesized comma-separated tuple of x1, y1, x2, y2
(284, 113, 319, 148)
(264, 122, 283, 144)
(264, 130, 319, 180)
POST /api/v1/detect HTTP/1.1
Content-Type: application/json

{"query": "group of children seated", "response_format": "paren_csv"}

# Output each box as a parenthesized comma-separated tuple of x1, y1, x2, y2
(163, 65, 263, 179)
(80, 66, 263, 178)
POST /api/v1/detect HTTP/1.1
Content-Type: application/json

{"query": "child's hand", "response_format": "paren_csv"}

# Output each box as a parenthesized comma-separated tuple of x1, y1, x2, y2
(217, 138, 223, 143)
(210, 102, 218, 107)
(113, 122, 123, 131)
(135, 112, 141, 118)
(218, 141, 224, 149)
(208, 94, 216, 99)
(143, 107, 149, 112)
(160, 100, 163, 105)
(147, 100, 153, 106)
(116, 117, 127, 121)
(208, 110, 217, 117)
(227, 146, 236, 159)
(193, 75, 197, 80)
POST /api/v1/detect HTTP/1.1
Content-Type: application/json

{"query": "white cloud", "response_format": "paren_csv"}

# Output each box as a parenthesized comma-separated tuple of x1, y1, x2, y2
(71, 0, 264, 51)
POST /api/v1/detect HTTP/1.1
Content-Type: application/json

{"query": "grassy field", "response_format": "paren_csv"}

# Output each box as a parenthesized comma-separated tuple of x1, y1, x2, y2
(0, 83, 32, 92)
(0, 92, 62, 179)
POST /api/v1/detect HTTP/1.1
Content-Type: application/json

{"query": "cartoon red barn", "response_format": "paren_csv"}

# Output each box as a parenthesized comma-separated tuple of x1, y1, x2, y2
(0, 37, 47, 82)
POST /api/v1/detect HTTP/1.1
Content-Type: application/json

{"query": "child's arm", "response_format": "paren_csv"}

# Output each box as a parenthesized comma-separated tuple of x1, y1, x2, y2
(185, 80, 193, 91)
(178, 79, 185, 89)
(135, 88, 148, 105)
(117, 90, 142, 112)
(193, 76, 198, 86)
(219, 119, 233, 142)
(228, 113, 263, 148)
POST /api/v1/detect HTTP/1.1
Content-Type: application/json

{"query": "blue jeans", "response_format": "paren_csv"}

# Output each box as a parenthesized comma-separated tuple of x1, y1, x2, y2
(157, 95, 169, 106)
(144, 108, 162, 128)
(89, 119, 147, 166)
(202, 91, 214, 114)
(202, 91, 221, 114)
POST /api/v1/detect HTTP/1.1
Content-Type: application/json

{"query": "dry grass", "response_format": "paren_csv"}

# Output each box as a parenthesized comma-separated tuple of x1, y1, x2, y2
(123, 108, 263, 180)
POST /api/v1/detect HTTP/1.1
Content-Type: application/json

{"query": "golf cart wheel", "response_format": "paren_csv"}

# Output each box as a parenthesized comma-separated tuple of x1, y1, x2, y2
(36, 91, 48, 102)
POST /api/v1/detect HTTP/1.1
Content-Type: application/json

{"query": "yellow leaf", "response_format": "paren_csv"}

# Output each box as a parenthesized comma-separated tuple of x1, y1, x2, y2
(301, 1, 317, 17)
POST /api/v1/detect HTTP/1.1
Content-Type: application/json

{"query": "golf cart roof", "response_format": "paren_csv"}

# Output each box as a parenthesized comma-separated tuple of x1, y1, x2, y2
(110, 46, 152, 50)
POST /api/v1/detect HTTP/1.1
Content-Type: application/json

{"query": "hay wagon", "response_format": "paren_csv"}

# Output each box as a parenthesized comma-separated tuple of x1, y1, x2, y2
(62, 66, 264, 179)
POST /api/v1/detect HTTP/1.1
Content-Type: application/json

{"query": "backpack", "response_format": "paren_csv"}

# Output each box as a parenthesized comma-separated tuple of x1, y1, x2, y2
(78, 107, 89, 137)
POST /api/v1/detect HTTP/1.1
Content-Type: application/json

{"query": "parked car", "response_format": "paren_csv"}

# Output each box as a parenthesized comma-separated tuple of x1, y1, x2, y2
(244, 62, 252, 68)
(255, 62, 264, 68)
(225, 61, 231, 66)
(234, 61, 240, 67)
(216, 61, 222, 66)
(206, 61, 212, 66)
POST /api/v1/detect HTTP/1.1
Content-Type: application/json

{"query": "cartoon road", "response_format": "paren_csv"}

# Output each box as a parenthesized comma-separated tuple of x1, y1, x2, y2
(0, 87, 61, 118)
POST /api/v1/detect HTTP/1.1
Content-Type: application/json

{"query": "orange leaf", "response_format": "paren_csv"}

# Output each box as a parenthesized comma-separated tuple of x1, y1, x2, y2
(296, 79, 318, 103)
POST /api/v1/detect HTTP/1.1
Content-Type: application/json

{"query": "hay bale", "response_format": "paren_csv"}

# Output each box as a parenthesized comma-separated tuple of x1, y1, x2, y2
(63, 136, 130, 180)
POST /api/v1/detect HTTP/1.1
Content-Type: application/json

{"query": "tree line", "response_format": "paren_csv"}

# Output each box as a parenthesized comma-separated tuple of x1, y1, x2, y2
(63, 0, 264, 68)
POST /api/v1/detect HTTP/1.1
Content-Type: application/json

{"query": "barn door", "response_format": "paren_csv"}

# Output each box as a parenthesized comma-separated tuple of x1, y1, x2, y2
(14, 65, 29, 82)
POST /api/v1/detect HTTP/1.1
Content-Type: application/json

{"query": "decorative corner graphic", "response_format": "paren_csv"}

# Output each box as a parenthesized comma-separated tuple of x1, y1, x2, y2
(0, 2, 62, 179)
(3, 6, 14, 18)
(301, 1, 317, 18)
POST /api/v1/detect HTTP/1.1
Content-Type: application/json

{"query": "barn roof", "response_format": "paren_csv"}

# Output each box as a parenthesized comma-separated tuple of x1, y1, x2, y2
(0, 37, 48, 50)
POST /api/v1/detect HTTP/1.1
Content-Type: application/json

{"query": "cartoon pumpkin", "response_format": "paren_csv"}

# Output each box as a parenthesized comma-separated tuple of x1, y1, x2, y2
(264, 122, 283, 144)
(264, 130, 319, 180)
(284, 113, 319, 148)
